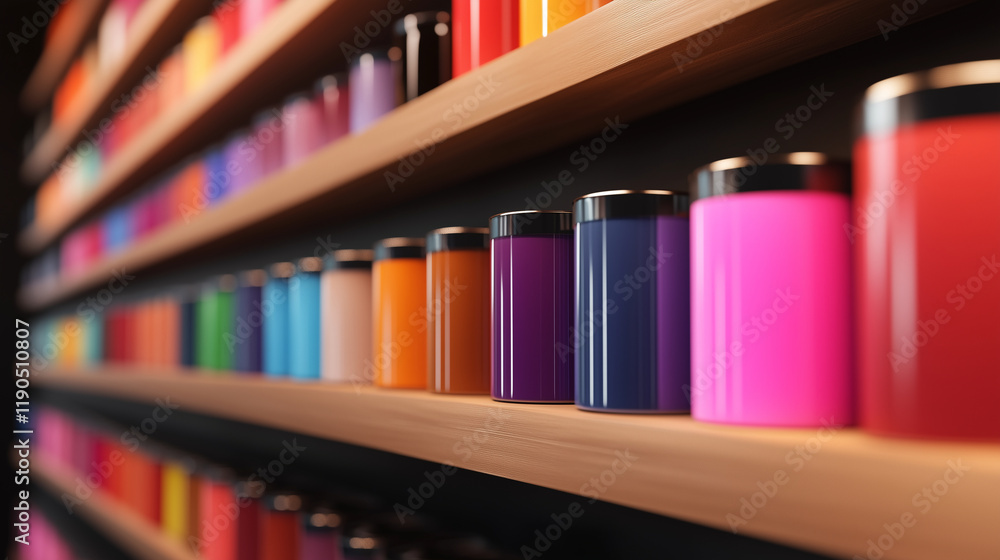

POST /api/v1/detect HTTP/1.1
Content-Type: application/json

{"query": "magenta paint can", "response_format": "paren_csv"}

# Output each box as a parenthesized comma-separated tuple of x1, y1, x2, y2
(689, 153, 853, 427)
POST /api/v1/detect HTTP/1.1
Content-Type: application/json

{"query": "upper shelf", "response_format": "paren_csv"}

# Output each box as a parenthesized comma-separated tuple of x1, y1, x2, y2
(36, 367, 1000, 560)
(35, 458, 198, 560)
(18, 0, 974, 307)
(20, 0, 217, 184)
(19, 0, 110, 112)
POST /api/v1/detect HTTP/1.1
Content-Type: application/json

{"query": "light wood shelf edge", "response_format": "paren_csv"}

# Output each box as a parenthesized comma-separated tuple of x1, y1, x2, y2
(20, 0, 213, 184)
(34, 457, 199, 560)
(36, 367, 1000, 560)
(18, 0, 334, 254)
(17, 0, 975, 306)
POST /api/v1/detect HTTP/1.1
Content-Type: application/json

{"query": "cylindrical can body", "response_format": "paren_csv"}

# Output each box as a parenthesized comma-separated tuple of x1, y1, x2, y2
(856, 61, 1000, 440)
(322, 251, 374, 384)
(372, 239, 427, 388)
(263, 265, 292, 376)
(196, 289, 220, 369)
(300, 525, 339, 560)
(213, 0, 242, 53)
(180, 291, 197, 367)
(205, 147, 229, 205)
(349, 51, 397, 133)
(283, 92, 324, 167)
(490, 212, 573, 402)
(453, 0, 517, 76)
(235, 273, 265, 373)
(253, 109, 285, 177)
(690, 156, 853, 426)
(574, 191, 690, 412)
(427, 228, 490, 394)
(198, 479, 238, 560)
(394, 11, 452, 102)
(234, 482, 262, 560)
(161, 460, 191, 544)
(289, 261, 322, 379)
(519, 0, 587, 45)
(316, 74, 350, 145)
(183, 17, 220, 95)
(259, 495, 301, 560)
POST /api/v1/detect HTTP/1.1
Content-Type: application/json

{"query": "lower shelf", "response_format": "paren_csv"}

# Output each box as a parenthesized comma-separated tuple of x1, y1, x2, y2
(37, 366, 1000, 560)
(33, 458, 197, 560)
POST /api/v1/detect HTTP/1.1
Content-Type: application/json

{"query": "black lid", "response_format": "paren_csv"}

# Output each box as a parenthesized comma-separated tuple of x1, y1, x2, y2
(262, 492, 304, 512)
(393, 11, 450, 35)
(303, 507, 343, 531)
(489, 210, 572, 238)
(374, 238, 425, 261)
(325, 249, 374, 270)
(233, 479, 266, 499)
(426, 227, 489, 253)
(861, 60, 1000, 135)
(205, 274, 237, 292)
(689, 153, 849, 201)
(240, 269, 267, 287)
(284, 89, 313, 106)
(573, 190, 689, 223)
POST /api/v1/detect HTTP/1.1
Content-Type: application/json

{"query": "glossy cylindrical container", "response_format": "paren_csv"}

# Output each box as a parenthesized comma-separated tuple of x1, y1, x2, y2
(427, 227, 490, 394)
(183, 17, 221, 95)
(263, 262, 294, 377)
(179, 286, 198, 367)
(289, 257, 323, 379)
(322, 250, 374, 384)
(213, 0, 242, 54)
(235, 269, 266, 373)
(252, 109, 285, 177)
(490, 211, 573, 402)
(161, 454, 196, 544)
(260, 493, 302, 560)
(519, 0, 587, 45)
(300, 508, 342, 560)
(690, 155, 852, 426)
(316, 74, 350, 145)
(393, 12, 452, 102)
(125, 451, 162, 525)
(372, 238, 427, 388)
(574, 190, 690, 413)
(205, 146, 230, 205)
(197, 466, 238, 560)
(224, 130, 255, 195)
(282, 90, 324, 167)
(234, 480, 265, 560)
(197, 275, 236, 371)
(453, 0, 516, 76)
(349, 50, 397, 133)
(856, 60, 1000, 440)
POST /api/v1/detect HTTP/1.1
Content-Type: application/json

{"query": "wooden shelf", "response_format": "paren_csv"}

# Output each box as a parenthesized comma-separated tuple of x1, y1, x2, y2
(20, 0, 216, 184)
(18, 0, 405, 255)
(15, 0, 972, 275)
(19, 0, 110, 112)
(37, 367, 1000, 560)
(34, 457, 198, 560)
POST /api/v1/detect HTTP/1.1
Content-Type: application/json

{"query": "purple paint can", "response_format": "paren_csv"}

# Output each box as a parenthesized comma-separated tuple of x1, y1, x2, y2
(490, 210, 574, 403)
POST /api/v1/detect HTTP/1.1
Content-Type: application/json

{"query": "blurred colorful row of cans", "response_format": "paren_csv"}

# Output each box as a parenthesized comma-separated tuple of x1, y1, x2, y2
(29, 406, 514, 560)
